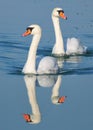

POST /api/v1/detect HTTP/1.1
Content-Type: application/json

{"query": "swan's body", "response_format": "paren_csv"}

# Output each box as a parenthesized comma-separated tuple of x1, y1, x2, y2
(52, 8, 87, 56)
(22, 24, 58, 74)
(66, 37, 87, 55)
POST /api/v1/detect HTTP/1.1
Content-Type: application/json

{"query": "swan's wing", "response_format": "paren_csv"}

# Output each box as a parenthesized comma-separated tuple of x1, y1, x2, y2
(66, 37, 87, 55)
(37, 56, 58, 74)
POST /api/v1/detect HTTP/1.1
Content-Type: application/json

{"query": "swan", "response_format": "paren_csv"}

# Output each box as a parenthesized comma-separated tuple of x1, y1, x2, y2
(52, 7, 87, 56)
(22, 24, 58, 74)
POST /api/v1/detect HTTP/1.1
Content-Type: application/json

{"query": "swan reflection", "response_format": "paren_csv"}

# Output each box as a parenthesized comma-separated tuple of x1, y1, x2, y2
(23, 74, 66, 124)
(23, 75, 41, 124)
(65, 55, 82, 63)
(56, 55, 82, 68)
(51, 75, 67, 104)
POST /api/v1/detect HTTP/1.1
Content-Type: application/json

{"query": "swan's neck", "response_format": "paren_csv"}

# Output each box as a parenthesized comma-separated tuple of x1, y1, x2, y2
(51, 75, 62, 98)
(51, 75, 62, 104)
(23, 34, 41, 74)
(52, 16, 65, 55)
(24, 76, 41, 123)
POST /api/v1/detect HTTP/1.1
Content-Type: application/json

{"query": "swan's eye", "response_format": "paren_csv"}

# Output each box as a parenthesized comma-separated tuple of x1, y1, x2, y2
(26, 27, 34, 31)
(57, 10, 64, 14)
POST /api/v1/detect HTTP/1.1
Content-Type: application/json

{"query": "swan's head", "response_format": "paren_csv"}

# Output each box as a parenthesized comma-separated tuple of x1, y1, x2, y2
(23, 113, 41, 124)
(22, 24, 42, 37)
(52, 7, 67, 20)
(52, 96, 67, 105)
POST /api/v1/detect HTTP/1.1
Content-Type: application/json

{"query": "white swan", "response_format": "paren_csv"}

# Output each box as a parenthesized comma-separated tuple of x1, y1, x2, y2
(52, 7, 87, 56)
(22, 24, 58, 74)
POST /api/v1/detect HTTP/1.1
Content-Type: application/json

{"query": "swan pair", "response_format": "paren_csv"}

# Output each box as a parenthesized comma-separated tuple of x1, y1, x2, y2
(22, 7, 87, 75)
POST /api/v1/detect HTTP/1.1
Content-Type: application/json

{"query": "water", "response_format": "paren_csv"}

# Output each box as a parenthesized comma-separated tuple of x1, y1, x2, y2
(0, 0, 93, 130)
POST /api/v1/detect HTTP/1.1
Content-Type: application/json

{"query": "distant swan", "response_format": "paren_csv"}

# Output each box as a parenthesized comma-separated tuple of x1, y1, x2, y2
(22, 24, 58, 74)
(52, 7, 87, 56)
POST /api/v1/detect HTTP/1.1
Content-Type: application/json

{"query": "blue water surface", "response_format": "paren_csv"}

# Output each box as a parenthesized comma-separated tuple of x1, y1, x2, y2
(0, 0, 93, 130)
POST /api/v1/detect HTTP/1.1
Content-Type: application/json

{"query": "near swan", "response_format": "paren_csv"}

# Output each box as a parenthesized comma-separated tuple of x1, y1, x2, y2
(52, 7, 87, 56)
(22, 24, 58, 74)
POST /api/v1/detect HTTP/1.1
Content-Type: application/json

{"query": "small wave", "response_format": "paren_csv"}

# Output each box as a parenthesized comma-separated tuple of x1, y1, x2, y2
(37, 47, 51, 56)
(6, 64, 93, 76)
(82, 33, 93, 38)
(0, 33, 93, 76)
(60, 67, 93, 75)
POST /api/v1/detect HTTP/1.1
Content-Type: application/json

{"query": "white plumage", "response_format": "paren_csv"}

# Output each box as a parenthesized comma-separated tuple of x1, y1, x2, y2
(22, 24, 58, 74)
(52, 8, 87, 56)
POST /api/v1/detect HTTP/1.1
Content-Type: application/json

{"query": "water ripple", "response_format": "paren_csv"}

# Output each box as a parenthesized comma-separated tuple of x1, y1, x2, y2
(0, 33, 93, 75)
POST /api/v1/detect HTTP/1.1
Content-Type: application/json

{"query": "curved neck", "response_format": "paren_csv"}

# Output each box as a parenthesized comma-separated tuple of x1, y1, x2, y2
(51, 75, 62, 98)
(23, 33, 41, 74)
(52, 16, 65, 54)
(24, 76, 41, 122)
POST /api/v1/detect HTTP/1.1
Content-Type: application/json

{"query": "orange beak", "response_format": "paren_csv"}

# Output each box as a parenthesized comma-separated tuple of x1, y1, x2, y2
(59, 12, 67, 20)
(23, 114, 32, 122)
(22, 29, 31, 37)
(58, 96, 67, 103)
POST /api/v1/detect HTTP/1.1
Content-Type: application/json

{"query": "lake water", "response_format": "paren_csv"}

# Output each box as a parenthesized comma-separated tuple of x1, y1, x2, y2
(0, 0, 93, 130)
